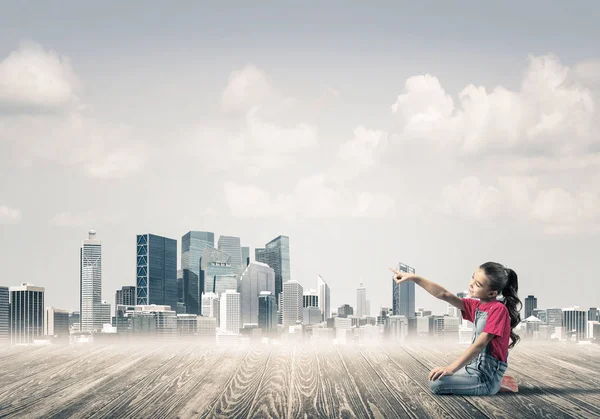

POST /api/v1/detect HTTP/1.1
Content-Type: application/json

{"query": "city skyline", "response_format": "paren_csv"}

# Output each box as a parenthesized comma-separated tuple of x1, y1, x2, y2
(1, 2, 600, 318)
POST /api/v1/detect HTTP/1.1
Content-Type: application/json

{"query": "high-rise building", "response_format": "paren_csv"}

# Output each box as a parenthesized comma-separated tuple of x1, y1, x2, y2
(338, 304, 354, 318)
(182, 231, 215, 316)
(218, 235, 244, 277)
(317, 275, 331, 321)
(136, 234, 177, 310)
(201, 292, 220, 327)
(115, 286, 136, 316)
(44, 307, 70, 339)
(357, 282, 367, 318)
(303, 289, 319, 308)
(562, 307, 587, 340)
(546, 308, 563, 333)
(258, 291, 277, 333)
(525, 295, 537, 319)
(588, 307, 599, 323)
(200, 247, 237, 302)
(392, 262, 415, 317)
(220, 289, 241, 334)
(239, 262, 275, 327)
(80, 230, 102, 332)
(302, 307, 322, 325)
(10, 283, 44, 345)
(282, 280, 303, 328)
(241, 247, 250, 267)
(255, 236, 290, 310)
(0, 286, 9, 344)
(532, 308, 547, 323)
(99, 301, 112, 327)
(177, 314, 198, 337)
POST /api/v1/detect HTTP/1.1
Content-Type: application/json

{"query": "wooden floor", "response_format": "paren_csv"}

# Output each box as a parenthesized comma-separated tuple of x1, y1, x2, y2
(0, 341, 598, 418)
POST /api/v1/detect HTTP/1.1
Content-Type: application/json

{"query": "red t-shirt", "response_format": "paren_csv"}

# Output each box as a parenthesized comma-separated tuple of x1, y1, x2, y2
(461, 298, 510, 363)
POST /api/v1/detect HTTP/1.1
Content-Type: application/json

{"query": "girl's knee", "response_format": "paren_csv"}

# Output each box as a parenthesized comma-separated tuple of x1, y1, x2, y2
(429, 379, 445, 394)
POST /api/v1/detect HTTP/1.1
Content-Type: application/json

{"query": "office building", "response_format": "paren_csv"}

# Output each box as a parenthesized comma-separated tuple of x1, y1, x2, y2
(357, 282, 367, 318)
(182, 231, 215, 316)
(80, 230, 102, 332)
(44, 307, 70, 339)
(10, 283, 44, 345)
(239, 262, 275, 327)
(0, 286, 8, 344)
(392, 262, 415, 317)
(317, 275, 331, 321)
(303, 289, 318, 308)
(220, 290, 241, 334)
(136, 234, 177, 310)
(255, 236, 290, 310)
(282, 280, 303, 328)
(525, 295, 537, 319)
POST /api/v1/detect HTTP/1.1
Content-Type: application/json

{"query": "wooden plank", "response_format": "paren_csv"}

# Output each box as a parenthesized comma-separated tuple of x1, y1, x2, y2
(198, 346, 271, 418)
(416, 342, 598, 419)
(369, 345, 487, 418)
(287, 344, 328, 419)
(246, 344, 293, 419)
(174, 346, 253, 418)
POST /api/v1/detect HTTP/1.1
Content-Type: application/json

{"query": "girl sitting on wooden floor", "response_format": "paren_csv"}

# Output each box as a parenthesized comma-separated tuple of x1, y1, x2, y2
(389, 262, 522, 395)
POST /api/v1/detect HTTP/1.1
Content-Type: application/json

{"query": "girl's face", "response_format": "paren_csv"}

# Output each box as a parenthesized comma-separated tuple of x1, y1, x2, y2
(469, 269, 498, 301)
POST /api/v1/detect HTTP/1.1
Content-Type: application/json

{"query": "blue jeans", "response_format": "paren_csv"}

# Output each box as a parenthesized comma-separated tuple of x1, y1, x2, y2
(429, 354, 508, 396)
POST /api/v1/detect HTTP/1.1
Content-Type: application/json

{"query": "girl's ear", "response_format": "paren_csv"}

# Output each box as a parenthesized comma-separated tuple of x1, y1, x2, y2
(489, 290, 498, 299)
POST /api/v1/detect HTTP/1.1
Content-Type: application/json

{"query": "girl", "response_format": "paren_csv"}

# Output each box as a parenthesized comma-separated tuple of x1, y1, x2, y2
(389, 262, 522, 396)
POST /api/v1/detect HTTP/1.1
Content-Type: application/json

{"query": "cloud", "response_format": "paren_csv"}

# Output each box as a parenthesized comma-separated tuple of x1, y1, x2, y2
(392, 55, 596, 156)
(442, 175, 600, 235)
(0, 41, 147, 178)
(337, 125, 388, 171)
(0, 205, 21, 224)
(190, 106, 317, 174)
(221, 64, 281, 112)
(224, 175, 396, 220)
(0, 41, 80, 113)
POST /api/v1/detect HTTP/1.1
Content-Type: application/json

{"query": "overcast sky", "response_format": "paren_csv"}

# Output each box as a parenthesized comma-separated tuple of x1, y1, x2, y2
(1, 1, 599, 316)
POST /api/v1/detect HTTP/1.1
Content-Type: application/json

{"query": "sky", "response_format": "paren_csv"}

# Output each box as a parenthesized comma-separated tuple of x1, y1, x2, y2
(1, 1, 599, 316)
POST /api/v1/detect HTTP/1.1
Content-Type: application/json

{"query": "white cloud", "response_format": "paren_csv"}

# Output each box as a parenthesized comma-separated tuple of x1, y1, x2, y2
(0, 41, 80, 112)
(441, 176, 503, 219)
(573, 59, 600, 84)
(221, 64, 281, 112)
(0, 205, 21, 224)
(224, 175, 396, 220)
(392, 55, 595, 156)
(0, 42, 147, 178)
(337, 125, 388, 170)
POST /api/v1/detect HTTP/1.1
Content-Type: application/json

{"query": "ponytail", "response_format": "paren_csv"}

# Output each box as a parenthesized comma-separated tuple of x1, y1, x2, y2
(502, 268, 522, 349)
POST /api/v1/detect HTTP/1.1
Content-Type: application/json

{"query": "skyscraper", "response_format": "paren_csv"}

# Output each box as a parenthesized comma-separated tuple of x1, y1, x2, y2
(525, 295, 537, 319)
(218, 235, 244, 277)
(181, 231, 214, 316)
(241, 247, 250, 267)
(115, 286, 136, 316)
(317, 275, 331, 322)
(562, 307, 587, 340)
(357, 282, 367, 318)
(200, 247, 237, 303)
(258, 291, 277, 333)
(239, 262, 275, 327)
(220, 289, 241, 334)
(392, 262, 415, 317)
(303, 289, 319, 308)
(80, 230, 102, 332)
(282, 280, 303, 328)
(136, 234, 177, 310)
(201, 292, 220, 327)
(10, 283, 44, 345)
(0, 286, 8, 344)
(255, 235, 290, 309)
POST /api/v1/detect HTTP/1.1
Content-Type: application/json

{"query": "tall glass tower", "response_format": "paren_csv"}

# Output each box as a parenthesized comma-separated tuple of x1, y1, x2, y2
(217, 235, 243, 277)
(0, 286, 9, 344)
(136, 234, 177, 310)
(181, 231, 214, 315)
(80, 230, 102, 332)
(524, 295, 537, 319)
(392, 262, 415, 317)
(317, 275, 331, 321)
(255, 235, 290, 308)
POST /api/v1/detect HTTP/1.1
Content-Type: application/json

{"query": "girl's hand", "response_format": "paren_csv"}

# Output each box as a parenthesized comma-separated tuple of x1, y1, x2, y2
(428, 366, 454, 381)
(388, 267, 417, 284)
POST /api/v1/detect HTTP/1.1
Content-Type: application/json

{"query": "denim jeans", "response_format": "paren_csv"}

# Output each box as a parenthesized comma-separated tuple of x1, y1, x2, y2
(429, 353, 508, 396)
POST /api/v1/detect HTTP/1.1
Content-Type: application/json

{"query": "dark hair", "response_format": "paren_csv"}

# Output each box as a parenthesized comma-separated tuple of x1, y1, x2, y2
(479, 261, 522, 349)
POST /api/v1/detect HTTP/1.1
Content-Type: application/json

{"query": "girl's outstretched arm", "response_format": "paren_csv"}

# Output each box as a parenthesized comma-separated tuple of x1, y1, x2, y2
(429, 332, 495, 381)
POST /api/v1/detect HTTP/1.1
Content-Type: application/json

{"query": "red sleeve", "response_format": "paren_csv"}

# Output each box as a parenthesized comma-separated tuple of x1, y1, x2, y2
(460, 298, 478, 322)
(483, 304, 509, 337)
